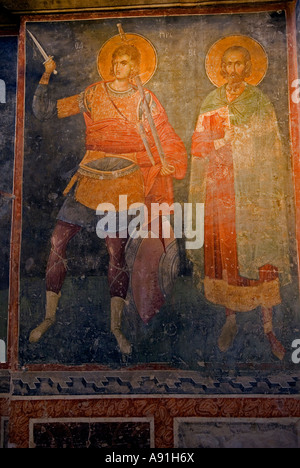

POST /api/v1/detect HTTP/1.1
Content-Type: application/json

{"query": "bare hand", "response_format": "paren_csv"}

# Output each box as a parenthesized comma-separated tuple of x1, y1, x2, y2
(224, 127, 235, 144)
(160, 164, 175, 176)
(44, 57, 57, 75)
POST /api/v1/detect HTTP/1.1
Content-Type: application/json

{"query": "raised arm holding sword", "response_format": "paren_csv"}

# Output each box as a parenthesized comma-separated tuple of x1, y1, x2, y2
(28, 25, 187, 355)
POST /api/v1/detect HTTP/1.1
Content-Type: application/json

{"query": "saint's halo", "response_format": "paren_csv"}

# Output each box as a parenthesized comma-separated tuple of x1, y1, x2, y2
(205, 35, 268, 87)
(98, 33, 158, 85)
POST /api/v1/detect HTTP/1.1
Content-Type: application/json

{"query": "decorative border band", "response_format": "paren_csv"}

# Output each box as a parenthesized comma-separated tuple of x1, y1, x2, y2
(10, 370, 300, 397)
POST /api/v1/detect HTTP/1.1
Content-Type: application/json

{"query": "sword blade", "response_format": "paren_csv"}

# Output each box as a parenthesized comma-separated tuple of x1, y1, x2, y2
(27, 30, 49, 62)
(27, 30, 58, 75)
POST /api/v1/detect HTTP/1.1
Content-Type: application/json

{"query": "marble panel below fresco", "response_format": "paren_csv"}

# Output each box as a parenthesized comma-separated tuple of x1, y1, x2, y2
(175, 417, 300, 448)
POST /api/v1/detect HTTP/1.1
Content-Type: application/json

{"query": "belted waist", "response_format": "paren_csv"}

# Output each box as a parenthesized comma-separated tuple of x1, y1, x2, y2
(81, 150, 138, 166)
(62, 150, 144, 210)
(78, 162, 139, 180)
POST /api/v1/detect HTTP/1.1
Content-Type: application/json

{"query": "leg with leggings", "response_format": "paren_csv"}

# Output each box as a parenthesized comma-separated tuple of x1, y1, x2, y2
(105, 234, 131, 355)
(29, 220, 81, 343)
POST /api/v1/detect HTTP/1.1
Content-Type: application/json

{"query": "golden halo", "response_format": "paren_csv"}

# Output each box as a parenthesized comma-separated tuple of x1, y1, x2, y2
(205, 35, 268, 87)
(97, 33, 157, 85)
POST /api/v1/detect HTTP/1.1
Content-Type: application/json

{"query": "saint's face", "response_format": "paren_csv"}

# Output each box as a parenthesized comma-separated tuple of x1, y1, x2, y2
(222, 50, 248, 85)
(113, 54, 133, 81)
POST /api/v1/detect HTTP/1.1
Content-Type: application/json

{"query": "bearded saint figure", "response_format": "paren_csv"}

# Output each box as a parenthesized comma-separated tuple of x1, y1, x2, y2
(188, 39, 291, 360)
(29, 34, 187, 356)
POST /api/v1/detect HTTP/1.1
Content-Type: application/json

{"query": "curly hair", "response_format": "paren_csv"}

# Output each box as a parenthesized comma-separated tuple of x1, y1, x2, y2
(110, 44, 141, 78)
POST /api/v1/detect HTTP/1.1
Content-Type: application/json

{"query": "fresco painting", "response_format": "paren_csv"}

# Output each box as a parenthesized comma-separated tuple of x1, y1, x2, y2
(0, 2, 300, 449)
(18, 11, 299, 374)
(27, 25, 187, 358)
(0, 36, 18, 362)
(188, 35, 291, 361)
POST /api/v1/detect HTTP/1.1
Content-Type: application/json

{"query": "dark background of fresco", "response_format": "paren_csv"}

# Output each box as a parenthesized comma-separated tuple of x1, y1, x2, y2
(19, 11, 300, 369)
(0, 36, 18, 357)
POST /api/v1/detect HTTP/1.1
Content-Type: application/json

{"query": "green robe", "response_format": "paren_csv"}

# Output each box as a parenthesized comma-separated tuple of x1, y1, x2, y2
(189, 83, 291, 286)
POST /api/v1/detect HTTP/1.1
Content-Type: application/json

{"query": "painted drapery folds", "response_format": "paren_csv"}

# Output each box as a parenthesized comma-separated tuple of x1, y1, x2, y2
(19, 10, 299, 373)
(188, 36, 292, 359)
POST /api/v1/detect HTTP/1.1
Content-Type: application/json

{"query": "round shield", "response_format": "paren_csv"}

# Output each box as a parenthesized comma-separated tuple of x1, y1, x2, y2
(159, 240, 180, 299)
(125, 220, 180, 324)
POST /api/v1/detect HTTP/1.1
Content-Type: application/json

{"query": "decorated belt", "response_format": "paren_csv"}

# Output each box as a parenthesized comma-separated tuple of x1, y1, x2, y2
(78, 163, 139, 180)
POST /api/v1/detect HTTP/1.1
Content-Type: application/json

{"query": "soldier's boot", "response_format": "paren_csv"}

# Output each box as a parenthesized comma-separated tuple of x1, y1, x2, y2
(262, 306, 285, 361)
(218, 310, 238, 353)
(110, 296, 132, 356)
(29, 291, 61, 343)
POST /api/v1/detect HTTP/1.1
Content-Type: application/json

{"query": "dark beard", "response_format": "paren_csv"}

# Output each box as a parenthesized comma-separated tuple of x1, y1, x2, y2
(227, 73, 244, 85)
(226, 79, 246, 99)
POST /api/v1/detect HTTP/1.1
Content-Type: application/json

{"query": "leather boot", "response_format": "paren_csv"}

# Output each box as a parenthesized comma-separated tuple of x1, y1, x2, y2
(110, 297, 132, 355)
(262, 307, 285, 361)
(29, 291, 61, 343)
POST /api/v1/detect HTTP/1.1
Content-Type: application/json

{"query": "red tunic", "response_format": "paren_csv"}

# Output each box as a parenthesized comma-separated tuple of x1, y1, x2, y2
(192, 110, 279, 312)
(58, 82, 187, 210)
(57, 81, 188, 323)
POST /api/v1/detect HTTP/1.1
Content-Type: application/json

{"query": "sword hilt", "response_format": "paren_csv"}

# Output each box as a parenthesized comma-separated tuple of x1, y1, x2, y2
(117, 23, 128, 42)
(0, 190, 15, 200)
(43, 56, 58, 75)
